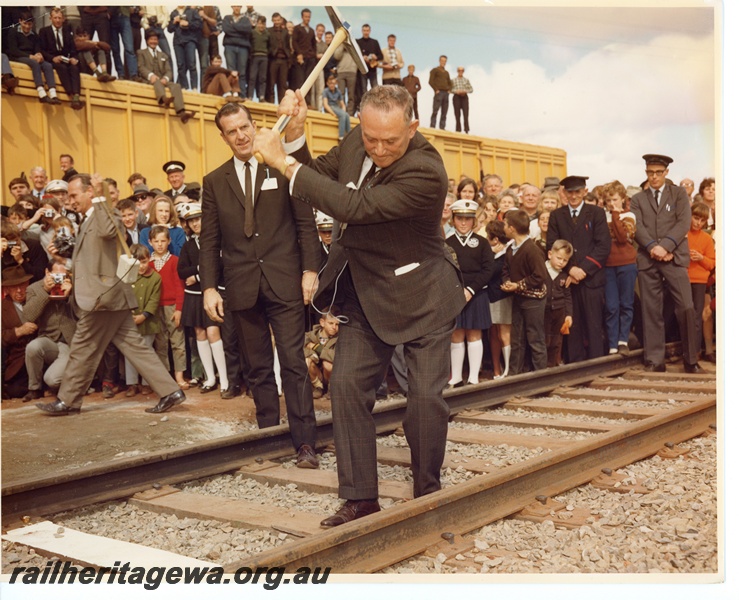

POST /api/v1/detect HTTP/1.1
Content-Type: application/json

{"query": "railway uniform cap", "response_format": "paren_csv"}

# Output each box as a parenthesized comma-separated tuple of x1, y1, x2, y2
(642, 154, 673, 167)
(560, 176, 589, 191)
(2, 266, 33, 286)
(45, 179, 68, 193)
(177, 202, 202, 220)
(162, 160, 186, 174)
(145, 29, 160, 40)
(315, 211, 333, 230)
(450, 199, 479, 215)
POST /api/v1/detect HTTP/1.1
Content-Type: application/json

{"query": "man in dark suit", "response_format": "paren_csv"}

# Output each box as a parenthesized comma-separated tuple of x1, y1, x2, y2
(35, 173, 186, 415)
(630, 154, 702, 373)
(199, 103, 322, 468)
(547, 175, 611, 362)
(254, 85, 467, 527)
(38, 7, 83, 110)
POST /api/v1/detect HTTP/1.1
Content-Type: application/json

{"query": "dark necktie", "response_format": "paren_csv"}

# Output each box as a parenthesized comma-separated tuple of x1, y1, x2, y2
(653, 189, 660, 209)
(571, 208, 578, 225)
(243, 162, 254, 237)
(55, 28, 62, 51)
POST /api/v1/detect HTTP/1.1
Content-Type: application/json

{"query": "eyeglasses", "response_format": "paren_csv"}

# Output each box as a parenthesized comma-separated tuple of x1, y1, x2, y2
(645, 170, 666, 176)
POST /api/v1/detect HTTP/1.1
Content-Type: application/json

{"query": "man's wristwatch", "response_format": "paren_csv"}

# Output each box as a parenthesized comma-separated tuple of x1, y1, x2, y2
(280, 155, 297, 176)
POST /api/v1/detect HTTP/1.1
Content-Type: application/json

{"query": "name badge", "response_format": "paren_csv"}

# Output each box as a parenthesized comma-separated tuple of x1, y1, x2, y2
(261, 177, 278, 191)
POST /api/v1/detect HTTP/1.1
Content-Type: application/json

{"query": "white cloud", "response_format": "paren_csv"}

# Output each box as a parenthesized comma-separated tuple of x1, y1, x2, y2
(419, 33, 715, 186)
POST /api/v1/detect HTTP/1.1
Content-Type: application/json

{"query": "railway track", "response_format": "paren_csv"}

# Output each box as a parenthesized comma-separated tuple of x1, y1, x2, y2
(2, 348, 717, 574)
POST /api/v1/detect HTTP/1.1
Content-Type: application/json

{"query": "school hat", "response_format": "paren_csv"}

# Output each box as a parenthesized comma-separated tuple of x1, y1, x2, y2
(177, 202, 202, 220)
(560, 176, 589, 191)
(315, 211, 333, 230)
(450, 199, 479, 215)
(45, 179, 68, 193)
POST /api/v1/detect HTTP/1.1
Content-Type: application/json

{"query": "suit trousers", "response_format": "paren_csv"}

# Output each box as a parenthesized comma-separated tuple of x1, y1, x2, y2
(152, 80, 185, 112)
(567, 283, 605, 362)
(52, 62, 81, 95)
(25, 339, 70, 391)
(331, 278, 453, 500)
(58, 309, 179, 408)
(268, 58, 288, 103)
(231, 273, 316, 450)
(453, 94, 470, 133)
(510, 295, 547, 374)
(638, 261, 698, 366)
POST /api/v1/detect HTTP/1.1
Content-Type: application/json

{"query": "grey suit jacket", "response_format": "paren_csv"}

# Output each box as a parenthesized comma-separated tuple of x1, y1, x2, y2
(136, 47, 173, 81)
(630, 184, 691, 269)
(199, 157, 322, 311)
(290, 126, 466, 346)
(71, 203, 136, 314)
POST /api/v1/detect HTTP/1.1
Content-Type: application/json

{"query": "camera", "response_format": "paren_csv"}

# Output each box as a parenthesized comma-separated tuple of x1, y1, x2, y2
(6, 240, 18, 248)
(44, 209, 55, 218)
(50, 272, 66, 297)
(53, 227, 75, 258)
(51, 273, 65, 285)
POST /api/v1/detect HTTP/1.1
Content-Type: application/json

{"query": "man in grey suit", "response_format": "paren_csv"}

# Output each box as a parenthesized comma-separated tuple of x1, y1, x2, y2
(254, 85, 467, 527)
(136, 29, 194, 124)
(630, 154, 702, 373)
(36, 173, 186, 415)
(200, 102, 322, 469)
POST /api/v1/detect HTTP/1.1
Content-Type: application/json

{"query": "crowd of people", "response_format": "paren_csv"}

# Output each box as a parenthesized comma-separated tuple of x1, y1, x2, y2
(0, 10, 718, 529)
(1, 6, 476, 135)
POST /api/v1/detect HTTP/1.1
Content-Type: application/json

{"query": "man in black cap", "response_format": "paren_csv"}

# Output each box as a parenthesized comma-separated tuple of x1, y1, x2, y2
(162, 161, 187, 201)
(547, 175, 611, 362)
(630, 154, 702, 373)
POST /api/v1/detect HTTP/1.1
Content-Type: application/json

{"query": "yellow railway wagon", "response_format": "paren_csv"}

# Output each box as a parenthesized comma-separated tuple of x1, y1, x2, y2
(2, 64, 565, 202)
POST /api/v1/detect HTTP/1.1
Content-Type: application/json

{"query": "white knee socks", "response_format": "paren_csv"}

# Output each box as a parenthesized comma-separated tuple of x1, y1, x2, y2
(467, 339, 483, 384)
(449, 342, 465, 385)
(502, 345, 511, 377)
(196, 339, 216, 387)
(210, 339, 229, 391)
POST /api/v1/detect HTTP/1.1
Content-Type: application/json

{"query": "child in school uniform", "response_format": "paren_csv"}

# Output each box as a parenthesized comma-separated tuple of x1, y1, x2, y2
(149, 225, 188, 389)
(125, 244, 161, 396)
(177, 203, 231, 397)
(544, 239, 574, 367)
(485, 220, 513, 379)
(501, 209, 549, 374)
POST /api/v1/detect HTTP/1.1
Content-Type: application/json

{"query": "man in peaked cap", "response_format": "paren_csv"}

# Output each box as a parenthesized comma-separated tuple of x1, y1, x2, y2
(162, 161, 187, 201)
(630, 154, 703, 373)
(547, 175, 611, 362)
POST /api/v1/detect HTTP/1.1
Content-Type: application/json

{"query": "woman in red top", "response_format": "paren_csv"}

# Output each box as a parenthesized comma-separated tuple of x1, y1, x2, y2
(687, 203, 716, 361)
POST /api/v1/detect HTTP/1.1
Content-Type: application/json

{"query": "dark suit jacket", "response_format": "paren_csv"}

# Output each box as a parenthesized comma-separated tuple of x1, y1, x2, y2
(1, 297, 33, 381)
(199, 158, 322, 311)
(547, 203, 611, 288)
(71, 203, 137, 313)
(290, 126, 466, 346)
(38, 23, 78, 63)
(630, 184, 691, 269)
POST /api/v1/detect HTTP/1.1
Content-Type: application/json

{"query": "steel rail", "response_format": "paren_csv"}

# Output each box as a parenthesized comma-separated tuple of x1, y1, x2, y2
(227, 395, 715, 573)
(0, 348, 673, 525)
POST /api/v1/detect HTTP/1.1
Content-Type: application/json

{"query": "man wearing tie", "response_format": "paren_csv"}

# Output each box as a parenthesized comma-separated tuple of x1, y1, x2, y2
(630, 154, 702, 373)
(547, 175, 611, 362)
(199, 103, 322, 469)
(36, 173, 186, 415)
(253, 85, 467, 527)
(38, 7, 84, 110)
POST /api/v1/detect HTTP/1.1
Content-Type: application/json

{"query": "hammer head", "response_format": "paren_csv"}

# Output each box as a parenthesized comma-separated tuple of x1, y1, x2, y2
(326, 6, 368, 75)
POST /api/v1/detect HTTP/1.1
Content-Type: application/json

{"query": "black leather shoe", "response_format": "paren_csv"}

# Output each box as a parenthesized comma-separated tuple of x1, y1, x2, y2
(320, 499, 381, 528)
(220, 386, 240, 399)
(617, 345, 629, 357)
(145, 389, 186, 413)
(23, 389, 44, 402)
(296, 444, 319, 469)
(36, 399, 80, 415)
(444, 381, 465, 390)
(643, 362, 666, 372)
(684, 362, 705, 374)
(200, 383, 218, 394)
